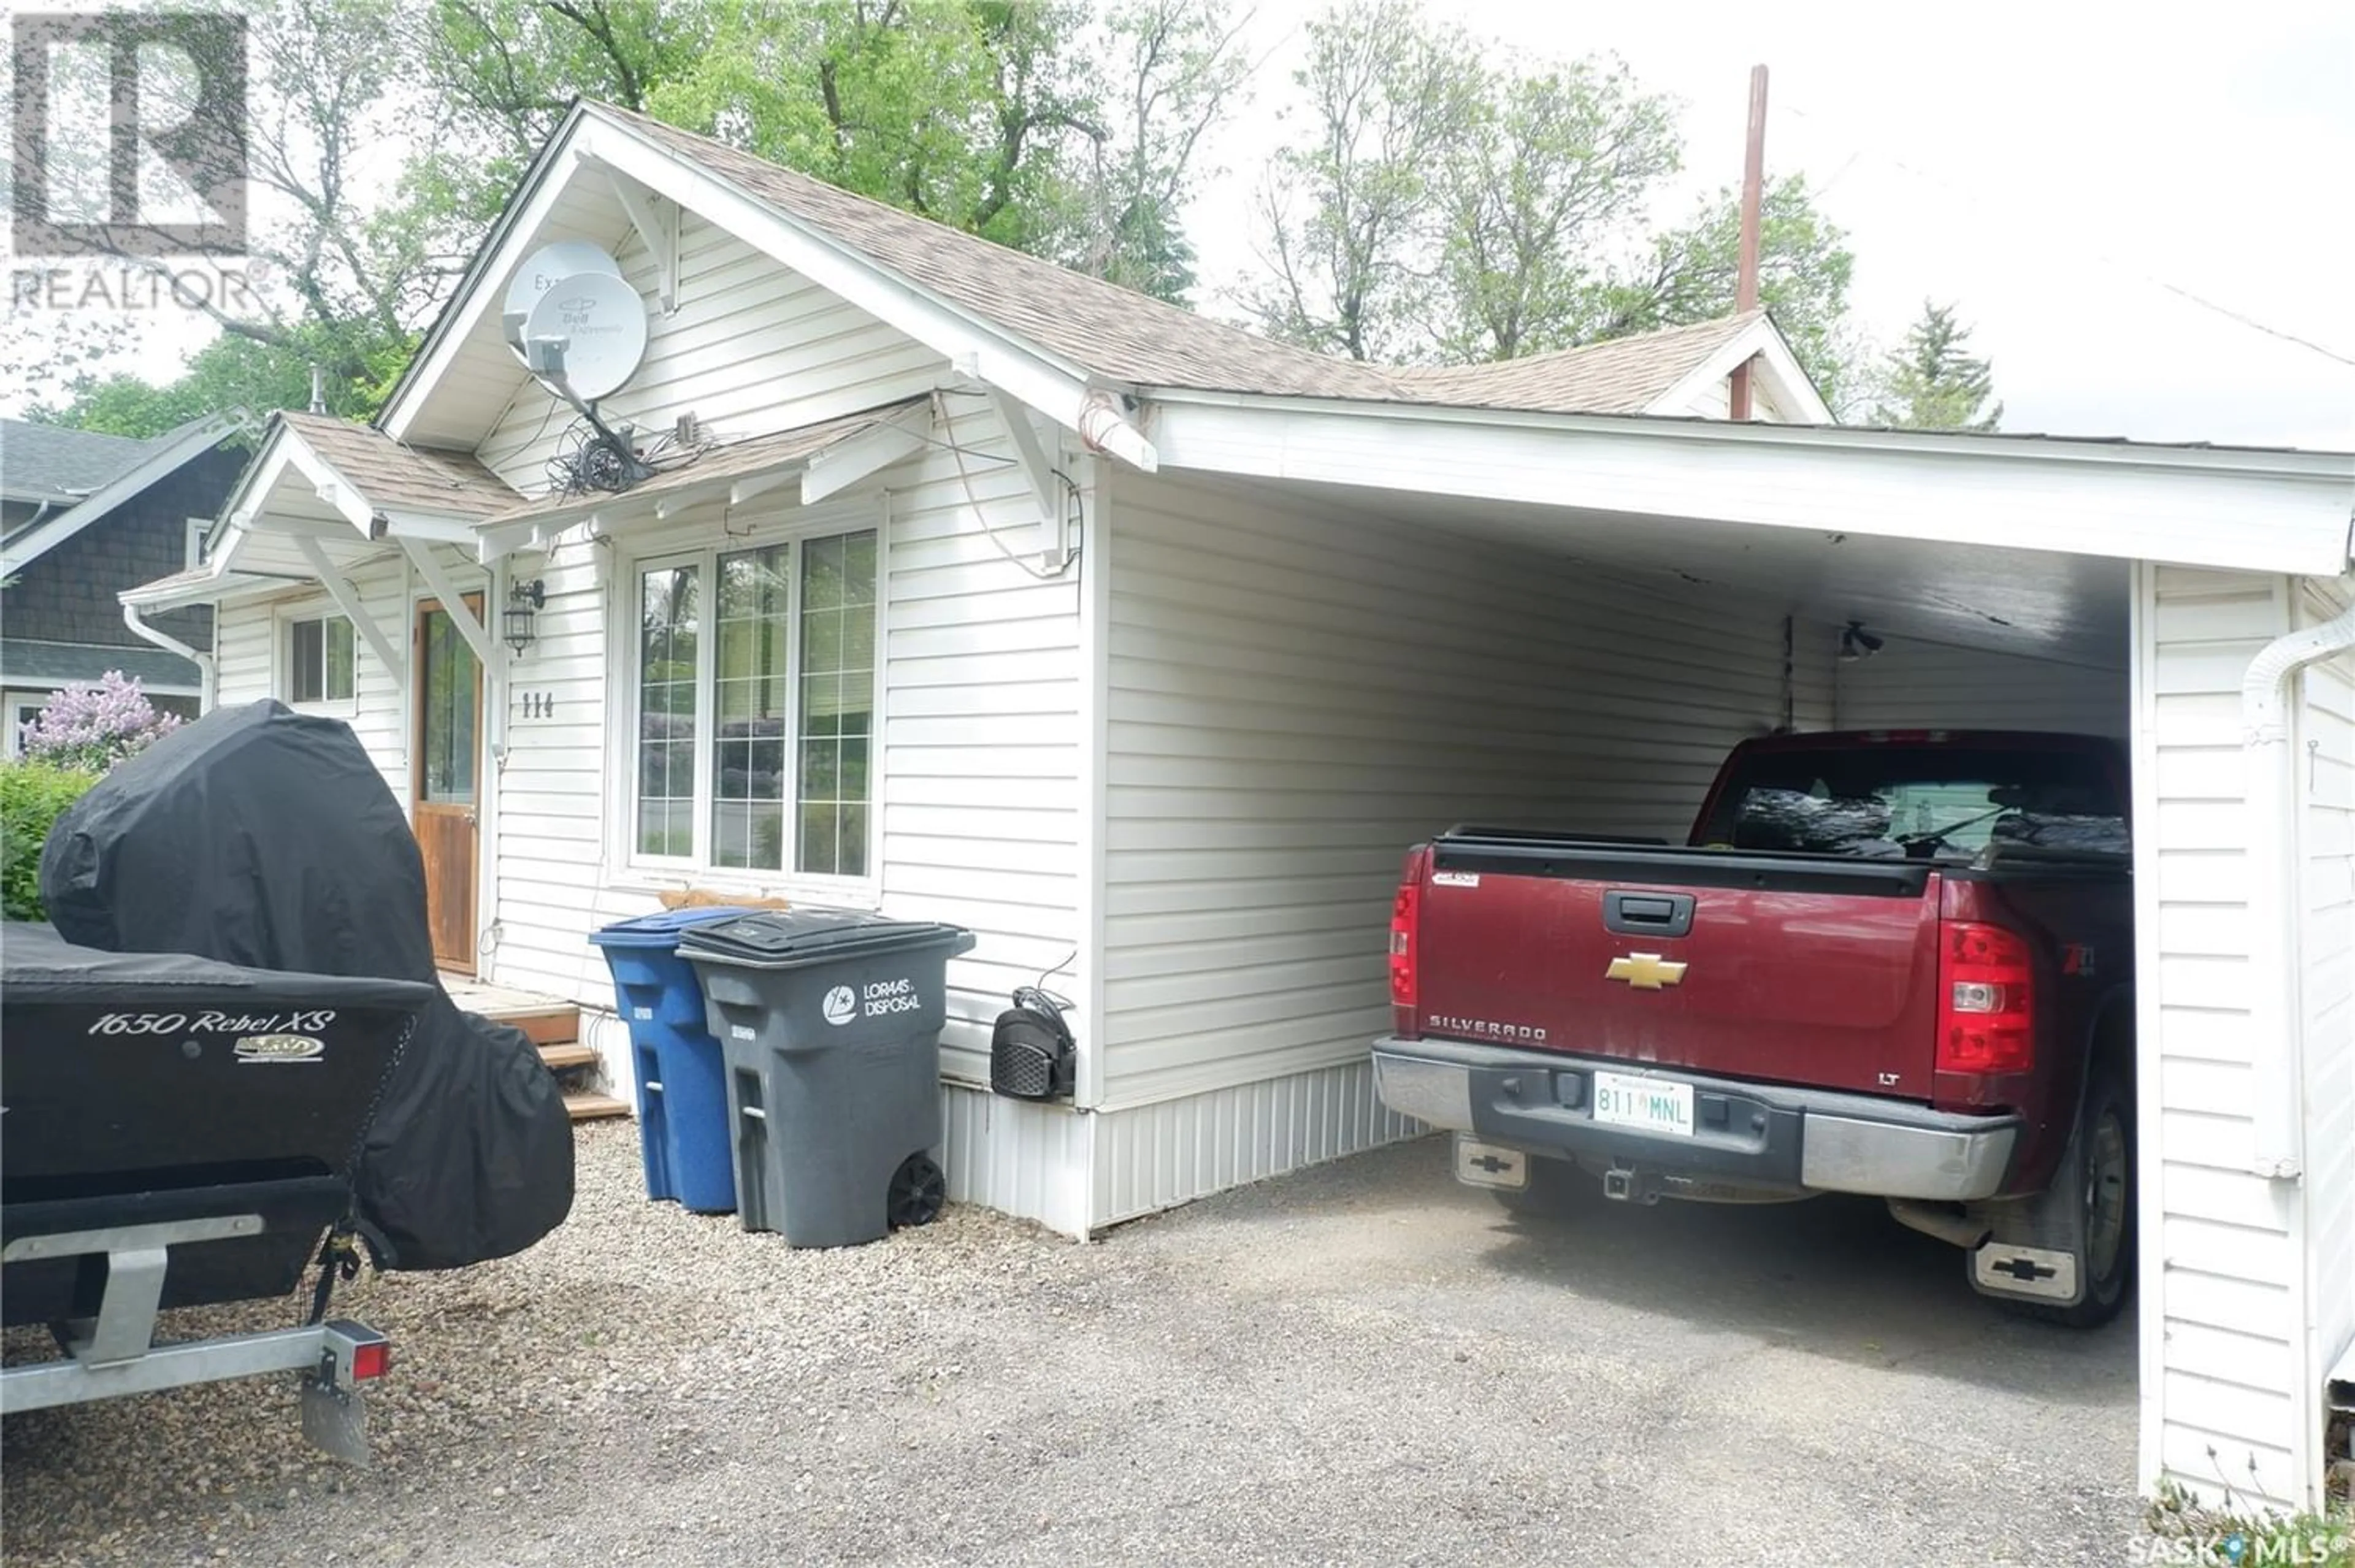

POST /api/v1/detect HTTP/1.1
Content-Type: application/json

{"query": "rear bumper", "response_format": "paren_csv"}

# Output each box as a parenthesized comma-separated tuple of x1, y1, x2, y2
(1373, 1038, 2019, 1203)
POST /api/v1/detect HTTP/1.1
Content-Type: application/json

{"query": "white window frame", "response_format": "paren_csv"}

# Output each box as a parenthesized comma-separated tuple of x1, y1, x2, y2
(185, 516, 210, 569)
(3, 694, 50, 759)
(277, 603, 357, 709)
(604, 500, 886, 900)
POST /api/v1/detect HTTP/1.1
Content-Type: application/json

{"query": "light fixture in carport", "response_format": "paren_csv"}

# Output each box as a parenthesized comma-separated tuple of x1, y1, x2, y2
(1839, 621, 1885, 662)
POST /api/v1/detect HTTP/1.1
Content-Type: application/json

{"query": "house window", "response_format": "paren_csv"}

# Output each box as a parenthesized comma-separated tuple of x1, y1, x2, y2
(185, 517, 209, 569)
(632, 528, 876, 878)
(288, 616, 354, 703)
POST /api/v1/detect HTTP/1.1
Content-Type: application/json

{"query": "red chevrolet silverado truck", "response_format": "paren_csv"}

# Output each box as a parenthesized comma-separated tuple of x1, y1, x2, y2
(1373, 729, 2136, 1326)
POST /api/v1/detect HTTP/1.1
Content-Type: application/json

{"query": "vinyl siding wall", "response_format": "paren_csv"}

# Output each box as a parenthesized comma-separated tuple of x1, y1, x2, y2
(1092, 468, 1835, 1222)
(464, 256, 1090, 1225)
(1836, 635, 2129, 738)
(2295, 577, 2355, 1492)
(209, 549, 438, 811)
(2133, 564, 2310, 1507)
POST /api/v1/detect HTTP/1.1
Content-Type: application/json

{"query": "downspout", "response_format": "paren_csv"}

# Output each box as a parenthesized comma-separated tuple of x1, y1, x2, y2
(121, 601, 215, 711)
(2243, 583, 2355, 1179)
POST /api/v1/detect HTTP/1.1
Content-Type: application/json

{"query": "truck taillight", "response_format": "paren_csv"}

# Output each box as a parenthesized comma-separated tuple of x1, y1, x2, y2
(1937, 921, 2034, 1075)
(1388, 880, 1421, 1011)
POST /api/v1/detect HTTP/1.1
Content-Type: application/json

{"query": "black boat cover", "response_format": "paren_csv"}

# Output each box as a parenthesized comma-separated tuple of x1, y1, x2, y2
(1, 924, 436, 1321)
(39, 700, 574, 1271)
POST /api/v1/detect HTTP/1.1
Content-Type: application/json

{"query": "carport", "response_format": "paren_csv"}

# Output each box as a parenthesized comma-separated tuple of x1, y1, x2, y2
(1093, 398, 2353, 1512)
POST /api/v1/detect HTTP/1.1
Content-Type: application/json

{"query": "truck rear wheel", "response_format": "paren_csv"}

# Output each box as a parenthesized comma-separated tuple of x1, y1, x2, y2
(1983, 1058, 2135, 1329)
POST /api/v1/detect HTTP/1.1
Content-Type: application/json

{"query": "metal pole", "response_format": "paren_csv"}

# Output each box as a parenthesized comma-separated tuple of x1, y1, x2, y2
(1730, 64, 1769, 421)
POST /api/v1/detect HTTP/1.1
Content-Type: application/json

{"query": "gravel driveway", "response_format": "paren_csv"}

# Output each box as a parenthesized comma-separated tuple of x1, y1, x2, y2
(4, 1125, 2141, 1566)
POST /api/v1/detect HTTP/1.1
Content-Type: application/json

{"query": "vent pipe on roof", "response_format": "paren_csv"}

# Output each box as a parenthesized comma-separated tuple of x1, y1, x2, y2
(309, 364, 326, 415)
(1729, 65, 1769, 423)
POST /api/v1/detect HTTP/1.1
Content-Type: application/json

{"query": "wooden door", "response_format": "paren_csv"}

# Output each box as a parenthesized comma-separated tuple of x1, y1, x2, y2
(415, 597, 483, 975)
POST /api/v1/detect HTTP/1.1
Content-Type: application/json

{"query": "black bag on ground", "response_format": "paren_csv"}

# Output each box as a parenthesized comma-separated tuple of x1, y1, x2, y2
(39, 700, 573, 1271)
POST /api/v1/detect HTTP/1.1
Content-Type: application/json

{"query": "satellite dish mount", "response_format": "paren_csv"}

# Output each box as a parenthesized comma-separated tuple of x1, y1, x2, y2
(512, 253, 654, 488)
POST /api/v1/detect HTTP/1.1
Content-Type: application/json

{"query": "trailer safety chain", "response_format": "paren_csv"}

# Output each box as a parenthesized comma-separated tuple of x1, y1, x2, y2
(306, 1227, 364, 1326)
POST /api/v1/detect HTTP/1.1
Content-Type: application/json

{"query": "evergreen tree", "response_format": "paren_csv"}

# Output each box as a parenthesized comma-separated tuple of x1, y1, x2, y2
(1871, 301, 2002, 431)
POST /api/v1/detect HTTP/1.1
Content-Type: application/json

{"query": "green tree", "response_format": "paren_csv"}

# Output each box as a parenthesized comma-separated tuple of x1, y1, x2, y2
(1869, 300, 2002, 431)
(1074, 0, 1255, 302)
(1247, 0, 1859, 402)
(16, 0, 454, 428)
(32, 0, 1247, 431)
(1431, 58, 1681, 361)
(1590, 174, 1857, 408)
(1243, 0, 1484, 362)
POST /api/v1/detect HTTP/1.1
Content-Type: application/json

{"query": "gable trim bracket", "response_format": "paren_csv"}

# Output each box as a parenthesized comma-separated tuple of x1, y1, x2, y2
(799, 400, 934, 504)
(398, 538, 504, 673)
(294, 534, 407, 694)
(986, 388, 1071, 569)
(591, 157, 680, 315)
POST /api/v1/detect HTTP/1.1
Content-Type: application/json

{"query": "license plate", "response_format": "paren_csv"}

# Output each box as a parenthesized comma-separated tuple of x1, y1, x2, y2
(1591, 1072, 1694, 1138)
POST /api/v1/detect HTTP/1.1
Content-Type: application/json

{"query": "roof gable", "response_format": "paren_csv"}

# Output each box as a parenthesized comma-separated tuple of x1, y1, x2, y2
(0, 413, 247, 576)
(380, 100, 1829, 457)
(270, 411, 516, 519)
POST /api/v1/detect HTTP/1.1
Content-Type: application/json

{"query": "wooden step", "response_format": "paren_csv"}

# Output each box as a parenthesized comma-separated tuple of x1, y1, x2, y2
(564, 1092, 632, 1122)
(497, 1008, 581, 1049)
(537, 1041, 599, 1072)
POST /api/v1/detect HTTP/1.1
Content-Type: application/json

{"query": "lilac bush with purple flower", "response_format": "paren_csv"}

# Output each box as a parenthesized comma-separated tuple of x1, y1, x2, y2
(17, 671, 183, 773)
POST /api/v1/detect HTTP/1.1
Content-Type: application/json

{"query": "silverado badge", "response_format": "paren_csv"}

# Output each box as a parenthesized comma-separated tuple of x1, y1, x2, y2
(1605, 952, 1687, 990)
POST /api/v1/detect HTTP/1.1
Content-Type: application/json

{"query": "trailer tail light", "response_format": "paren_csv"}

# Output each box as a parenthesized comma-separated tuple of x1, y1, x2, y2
(1938, 920, 2034, 1075)
(351, 1340, 390, 1381)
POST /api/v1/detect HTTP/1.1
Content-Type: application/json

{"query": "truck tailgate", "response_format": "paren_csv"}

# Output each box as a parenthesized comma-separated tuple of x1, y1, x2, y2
(1415, 839, 1943, 1098)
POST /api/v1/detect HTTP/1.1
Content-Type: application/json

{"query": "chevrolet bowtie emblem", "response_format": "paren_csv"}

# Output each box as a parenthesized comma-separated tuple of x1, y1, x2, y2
(1606, 952, 1688, 990)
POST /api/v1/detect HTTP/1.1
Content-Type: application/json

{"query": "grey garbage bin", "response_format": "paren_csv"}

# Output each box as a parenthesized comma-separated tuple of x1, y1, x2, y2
(676, 909, 975, 1248)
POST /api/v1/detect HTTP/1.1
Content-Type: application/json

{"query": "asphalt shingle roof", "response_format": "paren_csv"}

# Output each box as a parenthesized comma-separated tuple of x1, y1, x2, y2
(1, 637, 200, 689)
(1387, 315, 1761, 415)
(481, 401, 923, 530)
(597, 105, 1753, 418)
(277, 411, 518, 519)
(0, 419, 154, 508)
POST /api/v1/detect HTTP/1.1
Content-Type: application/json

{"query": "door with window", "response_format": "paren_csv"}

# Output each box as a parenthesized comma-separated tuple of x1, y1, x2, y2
(415, 597, 483, 974)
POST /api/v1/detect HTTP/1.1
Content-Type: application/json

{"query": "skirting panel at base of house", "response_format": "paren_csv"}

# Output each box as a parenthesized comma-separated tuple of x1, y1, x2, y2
(939, 1085, 1092, 1239)
(1089, 1057, 1422, 1232)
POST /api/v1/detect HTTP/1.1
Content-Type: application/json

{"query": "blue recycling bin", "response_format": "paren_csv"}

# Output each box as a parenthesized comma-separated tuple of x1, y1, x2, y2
(589, 907, 762, 1212)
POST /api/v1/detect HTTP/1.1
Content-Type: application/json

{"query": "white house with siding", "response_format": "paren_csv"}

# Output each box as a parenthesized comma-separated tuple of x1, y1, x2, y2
(124, 103, 2352, 1512)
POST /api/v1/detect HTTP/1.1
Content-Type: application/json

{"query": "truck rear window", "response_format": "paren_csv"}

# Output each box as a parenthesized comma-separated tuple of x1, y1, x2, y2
(1694, 745, 2127, 861)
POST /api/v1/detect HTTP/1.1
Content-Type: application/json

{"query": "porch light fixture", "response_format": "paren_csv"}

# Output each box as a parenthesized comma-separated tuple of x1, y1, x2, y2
(504, 578, 546, 656)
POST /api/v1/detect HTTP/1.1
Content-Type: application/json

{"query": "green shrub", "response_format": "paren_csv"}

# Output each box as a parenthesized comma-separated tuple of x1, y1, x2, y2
(1, 760, 99, 922)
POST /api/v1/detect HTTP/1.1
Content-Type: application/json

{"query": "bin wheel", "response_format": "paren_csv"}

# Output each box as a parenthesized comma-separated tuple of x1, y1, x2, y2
(887, 1153, 946, 1230)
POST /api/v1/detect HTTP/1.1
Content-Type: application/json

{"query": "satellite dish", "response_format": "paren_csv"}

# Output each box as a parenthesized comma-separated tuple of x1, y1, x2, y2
(522, 270, 649, 403)
(502, 242, 625, 361)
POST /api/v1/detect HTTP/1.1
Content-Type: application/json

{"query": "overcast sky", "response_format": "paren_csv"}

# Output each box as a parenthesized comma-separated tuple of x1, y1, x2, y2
(1183, 0, 2355, 448)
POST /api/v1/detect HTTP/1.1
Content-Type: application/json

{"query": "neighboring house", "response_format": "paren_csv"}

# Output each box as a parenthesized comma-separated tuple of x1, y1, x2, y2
(1, 414, 247, 748)
(126, 103, 2353, 1511)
